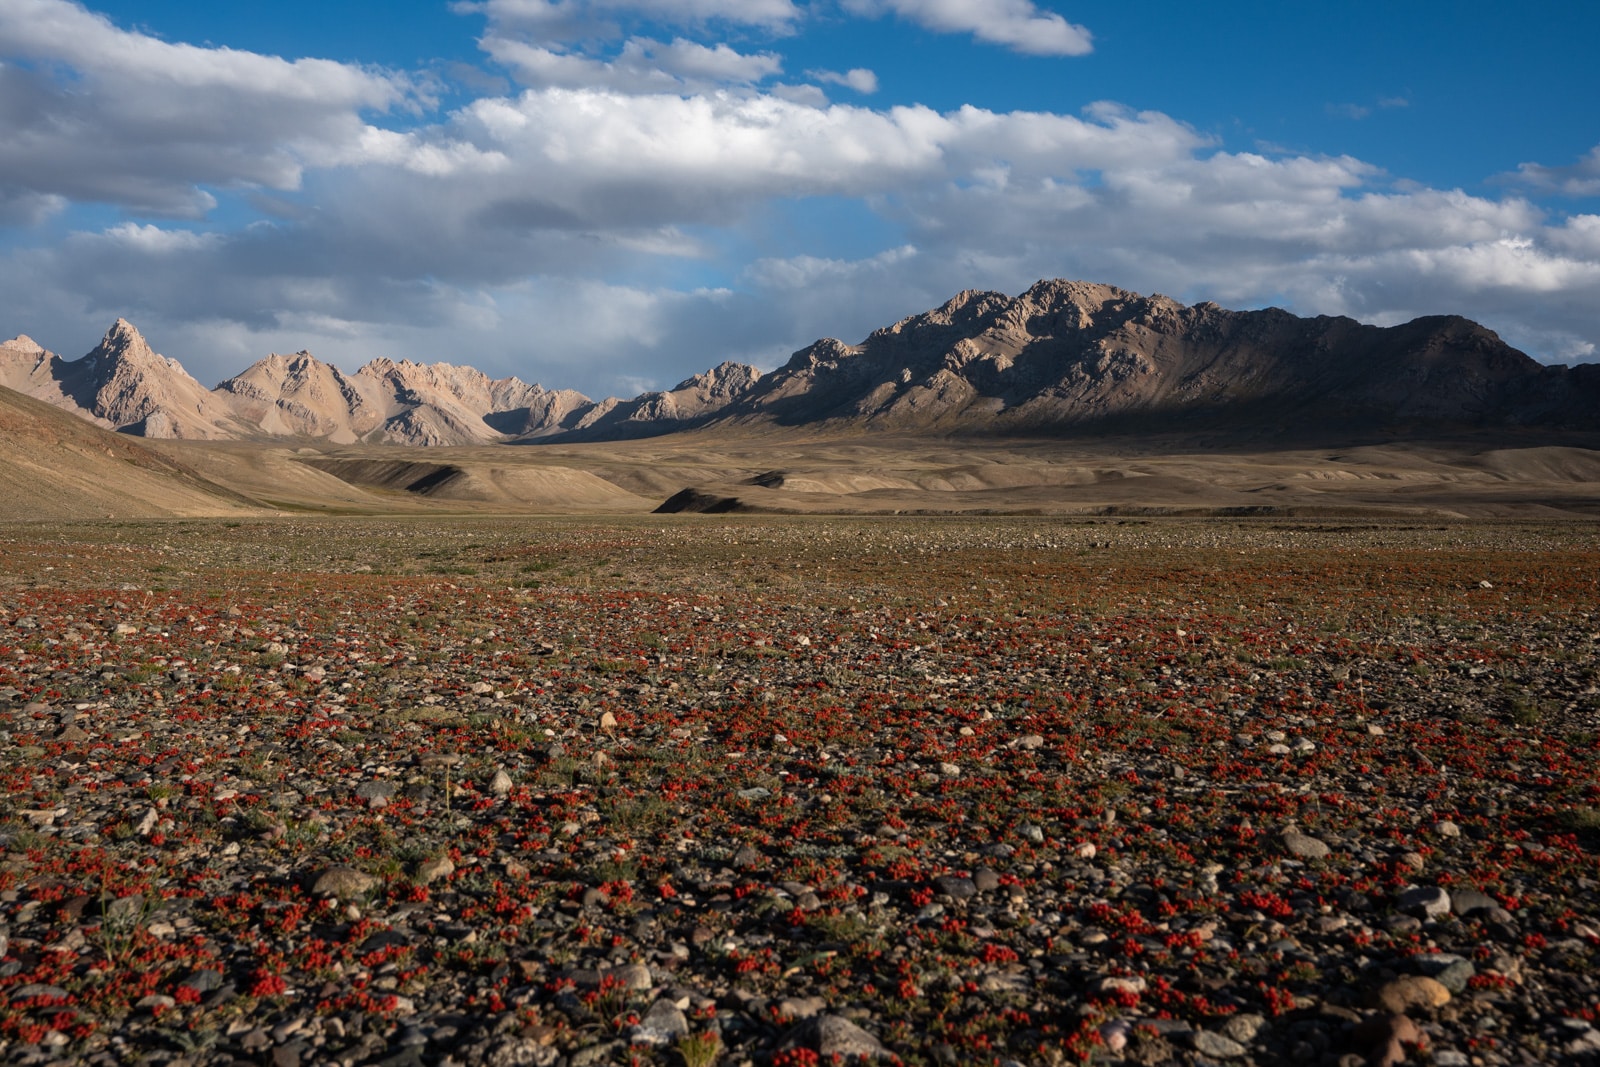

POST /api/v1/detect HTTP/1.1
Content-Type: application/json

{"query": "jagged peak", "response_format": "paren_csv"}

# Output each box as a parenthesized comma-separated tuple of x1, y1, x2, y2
(102, 317, 149, 346)
(1, 334, 46, 355)
(90, 318, 160, 365)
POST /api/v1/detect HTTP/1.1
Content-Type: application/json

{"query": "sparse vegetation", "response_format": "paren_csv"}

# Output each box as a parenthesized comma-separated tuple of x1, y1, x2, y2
(0, 516, 1596, 1065)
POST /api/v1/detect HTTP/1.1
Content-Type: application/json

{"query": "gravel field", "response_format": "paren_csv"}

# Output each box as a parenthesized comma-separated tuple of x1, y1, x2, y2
(0, 517, 1597, 1067)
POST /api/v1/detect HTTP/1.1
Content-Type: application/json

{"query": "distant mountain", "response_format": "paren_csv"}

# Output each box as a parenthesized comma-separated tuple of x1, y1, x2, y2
(0, 319, 239, 439)
(705, 280, 1600, 438)
(214, 351, 590, 446)
(5, 281, 1597, 446)
(0, 325, 596, 446)
(552, 362, 764, 441)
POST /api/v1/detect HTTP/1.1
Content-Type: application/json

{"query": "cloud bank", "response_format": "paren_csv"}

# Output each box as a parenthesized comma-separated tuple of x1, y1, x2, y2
(0, 0, 1597, 398)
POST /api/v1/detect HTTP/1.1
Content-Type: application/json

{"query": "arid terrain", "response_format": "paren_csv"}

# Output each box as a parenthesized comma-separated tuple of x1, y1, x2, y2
(8, 373, 1600, 522)
(3, 281, 1600, 1067)
(1, 515, 1597, 1067)
(162, 433, 1600, 521)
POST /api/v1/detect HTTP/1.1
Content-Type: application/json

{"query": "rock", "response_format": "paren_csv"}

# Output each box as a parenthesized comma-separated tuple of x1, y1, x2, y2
(1098, 975, 1146, 995)
(489, 768, 514, 796)
(1099, 1018, 1131, 1053)
(415, 855, 455, 886)
(359, 929, 410, 955)
(1432, 960, 1475, 995)
(1190, 1029, 1247, 1058)
(136, 993, 177, 1013)
(1449, 888, 1497, 915)
(973, 868, 1001, 892)
(933, 875, 977, 900)
(1397, 885, 1450, 919)
(355, 781, 396, 801)
(607, 962, 653, 992)
(181, 969, 225, 994)
(1221, 1013, 1264, 1044)
(1371, 975, 1451, 1013)
(1281, 830, 1331, 859)
(1566, 1028, 1600, 1056)
(310, 865, 378, 901)
(1018, 734, 1045, 750)
(629, 999, 689, 1046)
(1353, 1013, 1422, 1067)
(780, 1014, 888, 1061)
(778, 996, 828, 1020)
(568, 1040, 624, 1067)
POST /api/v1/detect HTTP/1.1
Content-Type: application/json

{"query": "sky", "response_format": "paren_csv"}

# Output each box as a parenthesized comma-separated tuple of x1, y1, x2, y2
(2, 0, 1598, 400)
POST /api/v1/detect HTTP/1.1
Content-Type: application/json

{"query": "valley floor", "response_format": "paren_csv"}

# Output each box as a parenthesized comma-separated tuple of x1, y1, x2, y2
(145, 432, 1600, 520)
(0, 517, 1597, 1066)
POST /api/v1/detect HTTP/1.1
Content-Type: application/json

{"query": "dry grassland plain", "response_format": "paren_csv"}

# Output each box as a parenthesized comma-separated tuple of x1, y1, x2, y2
(0, 516, 1597, 1066)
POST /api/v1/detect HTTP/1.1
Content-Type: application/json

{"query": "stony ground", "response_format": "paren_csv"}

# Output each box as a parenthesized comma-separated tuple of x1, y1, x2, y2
(0, 516, 1597, 1067)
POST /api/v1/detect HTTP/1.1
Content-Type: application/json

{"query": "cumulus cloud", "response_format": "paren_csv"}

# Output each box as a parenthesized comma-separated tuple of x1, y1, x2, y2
(1510, 145, 1600, 197)
(843, 0, 1093, 56)
(482, 35, 782, 91)
(0, 0, 421, 216)
(809, 67, 879, 94)
(3, 0, 1599, 397)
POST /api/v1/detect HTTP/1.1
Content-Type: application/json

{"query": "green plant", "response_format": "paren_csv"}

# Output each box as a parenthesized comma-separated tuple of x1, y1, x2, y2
(676, 1030, 722, 1067)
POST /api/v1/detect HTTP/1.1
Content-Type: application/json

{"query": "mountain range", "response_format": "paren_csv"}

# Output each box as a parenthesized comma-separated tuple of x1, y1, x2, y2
(4, 280, 1598, 446)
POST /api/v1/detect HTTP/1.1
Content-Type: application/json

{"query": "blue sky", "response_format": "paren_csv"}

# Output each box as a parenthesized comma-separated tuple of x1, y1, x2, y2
(2, 0, 1597, 398)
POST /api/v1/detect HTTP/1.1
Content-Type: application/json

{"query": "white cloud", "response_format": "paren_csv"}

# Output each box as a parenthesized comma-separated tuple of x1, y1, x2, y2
(1510, 145, 1600, 197)
(454, 0, 801, 38)
(1548, 214, 1600, 257)
(747, 245, 919, 290)
(0, 0, 420, 216)
(483, 35, 781, 91)
(843, 0, 1092, 56)
(102, 223, 215, 254)
(3, 2, 1599, 398)
(810, 67, 879, 94)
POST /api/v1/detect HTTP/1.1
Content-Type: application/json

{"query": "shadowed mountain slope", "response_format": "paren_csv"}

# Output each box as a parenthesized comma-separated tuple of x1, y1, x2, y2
(694, 280, 1600, 440)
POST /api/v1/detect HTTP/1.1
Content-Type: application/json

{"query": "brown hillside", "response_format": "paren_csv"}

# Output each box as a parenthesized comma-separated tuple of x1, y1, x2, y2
(0, 385, 256, 519)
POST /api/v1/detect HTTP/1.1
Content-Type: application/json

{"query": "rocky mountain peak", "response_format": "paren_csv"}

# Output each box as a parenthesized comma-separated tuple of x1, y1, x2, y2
(1, 335, 46, 357)
(6, 281, 1596, 446)
(93, 318, 158, 363)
